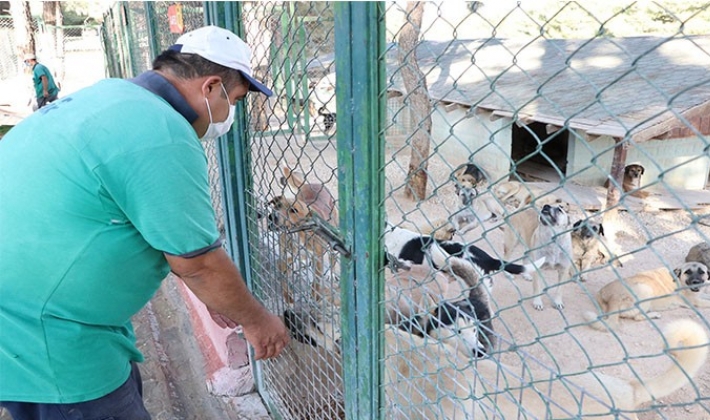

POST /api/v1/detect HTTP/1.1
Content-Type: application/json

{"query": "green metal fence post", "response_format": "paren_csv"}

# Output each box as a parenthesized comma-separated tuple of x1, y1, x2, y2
(143, 2, 160, 62)
(334, 2, 386, 419)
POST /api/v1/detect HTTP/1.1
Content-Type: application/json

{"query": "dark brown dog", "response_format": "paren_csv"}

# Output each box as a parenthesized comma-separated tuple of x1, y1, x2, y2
(605, 163, 649, 198)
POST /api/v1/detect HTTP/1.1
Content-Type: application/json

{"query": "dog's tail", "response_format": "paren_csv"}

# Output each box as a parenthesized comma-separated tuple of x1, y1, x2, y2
(631, 319, 709, 406)
(581, 310, 614, 332)
(429, 241, 481, 289)
(502, 257, 546, 281)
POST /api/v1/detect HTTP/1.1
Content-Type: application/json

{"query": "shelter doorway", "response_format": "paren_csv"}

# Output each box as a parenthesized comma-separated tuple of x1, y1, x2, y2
(510, 121, 569, 182)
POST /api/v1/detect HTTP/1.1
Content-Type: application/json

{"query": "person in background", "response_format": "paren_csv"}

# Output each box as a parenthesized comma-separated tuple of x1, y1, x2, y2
(1, 26, 289, 420)
(24, 54, 60, 110)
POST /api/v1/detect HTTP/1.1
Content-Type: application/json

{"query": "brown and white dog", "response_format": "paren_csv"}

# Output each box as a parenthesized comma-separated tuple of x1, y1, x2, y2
(571, 218, 621, 282)
(583, 261, 710, 331)
(502, 195, 573, 310)
(266, 167, 339, 303)
(605, 163, 649, 198)
(451, 163, 505, 234)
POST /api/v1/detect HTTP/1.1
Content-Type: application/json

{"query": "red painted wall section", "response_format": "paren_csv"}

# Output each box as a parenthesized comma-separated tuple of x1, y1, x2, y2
(173, 276, 254, 396)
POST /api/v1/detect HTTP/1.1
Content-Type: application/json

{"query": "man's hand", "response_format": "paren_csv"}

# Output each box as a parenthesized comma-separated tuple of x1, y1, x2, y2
(241, 312, 290, 360)
(166, 247, 291, 361)
(43, 90, 49, 98)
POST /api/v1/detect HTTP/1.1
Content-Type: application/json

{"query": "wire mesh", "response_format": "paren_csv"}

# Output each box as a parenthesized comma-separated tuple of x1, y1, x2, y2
(102, 1, 710, 419)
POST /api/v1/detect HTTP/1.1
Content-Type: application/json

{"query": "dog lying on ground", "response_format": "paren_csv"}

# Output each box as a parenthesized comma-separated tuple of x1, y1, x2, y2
(571, 218, 622, 282)
(384, 224, 544, 288)
(266, 167, 339, 303)
(502, 195, 573, 310)
(491, 180, 537, 210)
(604, 163, 649, 198)
(583, 261, 710, 331)
(287, 308, 709, 419)
(686, 242, 710, 267)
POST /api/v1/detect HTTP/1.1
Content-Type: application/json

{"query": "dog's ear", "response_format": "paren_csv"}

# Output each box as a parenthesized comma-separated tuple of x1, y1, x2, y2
(673, 267, 682, 279)
(573, 220, 582, 230)
(283, 166, 306, 189)
(638, 165, 645, 175)
(452, 164, 466, 180)
(598, 223, 605, 236)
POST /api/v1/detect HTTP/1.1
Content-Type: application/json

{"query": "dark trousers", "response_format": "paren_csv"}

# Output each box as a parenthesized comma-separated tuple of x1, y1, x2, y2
(0, 362, 151, 420)
(36, 93, 58, 109)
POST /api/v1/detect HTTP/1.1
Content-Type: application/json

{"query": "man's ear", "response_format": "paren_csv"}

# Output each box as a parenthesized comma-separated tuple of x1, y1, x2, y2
(201, 76, 223, 97)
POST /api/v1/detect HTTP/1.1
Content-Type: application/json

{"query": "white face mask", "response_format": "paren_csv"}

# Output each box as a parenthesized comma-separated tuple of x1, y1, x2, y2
(200, 83, 235, 140)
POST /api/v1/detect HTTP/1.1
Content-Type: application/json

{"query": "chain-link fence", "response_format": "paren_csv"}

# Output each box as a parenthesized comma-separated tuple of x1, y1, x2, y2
(105, 2, 710, 419)
(99, 2, 241, 254)
(0, 18, 102, 82)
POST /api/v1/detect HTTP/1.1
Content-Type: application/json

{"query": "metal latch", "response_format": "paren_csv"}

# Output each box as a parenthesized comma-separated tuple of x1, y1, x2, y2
(287, 213, 351, 258)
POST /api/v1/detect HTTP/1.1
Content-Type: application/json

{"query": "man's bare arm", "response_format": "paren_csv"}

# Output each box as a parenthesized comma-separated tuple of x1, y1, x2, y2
(165, 247, 289, 360)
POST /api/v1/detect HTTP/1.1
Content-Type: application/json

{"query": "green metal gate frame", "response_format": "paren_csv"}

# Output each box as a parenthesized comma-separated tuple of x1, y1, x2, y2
(206, 2, 387, 419)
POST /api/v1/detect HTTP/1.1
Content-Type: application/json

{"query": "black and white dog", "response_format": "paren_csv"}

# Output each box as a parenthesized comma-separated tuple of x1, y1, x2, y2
(396, 282, 497, 358)
(384, 225, 544, 287)
(318, 106, 336, 134)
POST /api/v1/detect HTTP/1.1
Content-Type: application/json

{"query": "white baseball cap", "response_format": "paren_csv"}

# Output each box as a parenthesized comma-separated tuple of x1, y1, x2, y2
(168, 25, 273, 97)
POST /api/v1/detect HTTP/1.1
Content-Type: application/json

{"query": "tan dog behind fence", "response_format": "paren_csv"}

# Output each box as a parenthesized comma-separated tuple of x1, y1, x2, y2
(268, 167, 339, 304)
(583, 262, 710, 331)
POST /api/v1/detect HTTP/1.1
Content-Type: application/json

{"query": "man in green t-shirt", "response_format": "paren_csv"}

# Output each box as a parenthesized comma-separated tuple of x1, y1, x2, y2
(24, 54, 60, 109)
(1, 26, 289, 419)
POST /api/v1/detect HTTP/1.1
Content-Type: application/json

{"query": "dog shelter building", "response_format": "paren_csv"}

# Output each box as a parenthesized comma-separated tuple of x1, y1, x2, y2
(405, 36, 710, 191)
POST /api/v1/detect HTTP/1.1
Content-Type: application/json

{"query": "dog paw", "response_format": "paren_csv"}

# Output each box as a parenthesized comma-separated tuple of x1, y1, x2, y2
(533, 299, 544, 311)
(554, 301, 564, 310)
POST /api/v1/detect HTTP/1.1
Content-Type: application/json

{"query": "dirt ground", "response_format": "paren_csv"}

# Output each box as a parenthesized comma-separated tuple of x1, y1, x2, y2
(259, 132, 710, 419)
(384, 150, 710, 419)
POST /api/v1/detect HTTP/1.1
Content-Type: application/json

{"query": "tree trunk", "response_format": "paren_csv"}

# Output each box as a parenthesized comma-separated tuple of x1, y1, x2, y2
(398, 2, 431, 201)
(10, 0, 35, 67)
(42, 1, 56, 25)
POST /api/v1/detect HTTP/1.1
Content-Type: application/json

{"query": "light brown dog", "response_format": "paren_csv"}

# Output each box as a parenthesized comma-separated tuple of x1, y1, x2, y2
(492, 180, 536, 210)
(288, 310, 709, 419)
(571, 218, 621, 282)
(420, 218, 457, 241)
(267, 167, 339, 303)
(605, 163, 649, 198)
(584, 262, 710, 331)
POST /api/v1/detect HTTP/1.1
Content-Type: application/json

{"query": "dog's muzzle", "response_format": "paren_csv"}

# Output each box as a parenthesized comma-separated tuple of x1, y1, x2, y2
(685, 276, 707, 292)
(539, 204, 558, 226)
(458, 187, 477, 206)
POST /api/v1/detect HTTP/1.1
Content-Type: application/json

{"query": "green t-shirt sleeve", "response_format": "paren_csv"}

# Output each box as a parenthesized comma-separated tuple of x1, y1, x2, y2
(93, 142, 221, 256)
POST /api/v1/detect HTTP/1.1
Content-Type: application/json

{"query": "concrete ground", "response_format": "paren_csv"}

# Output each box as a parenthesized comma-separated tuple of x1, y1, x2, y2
(0, 277, 272, 420)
